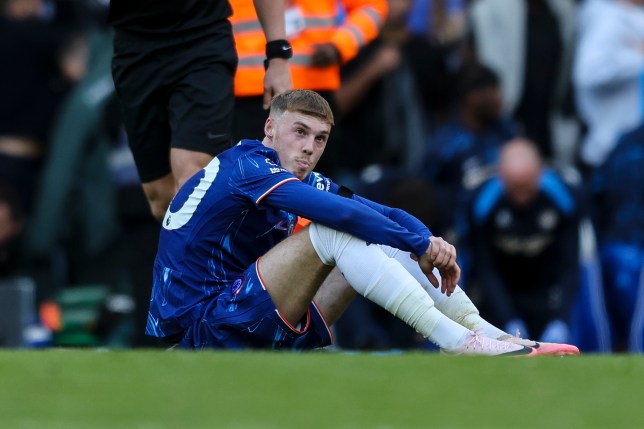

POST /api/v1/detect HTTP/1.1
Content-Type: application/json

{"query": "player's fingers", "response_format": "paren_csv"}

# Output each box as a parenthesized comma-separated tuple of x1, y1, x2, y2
(434, 242, 450, 267)
(427, 270, 439, 289)
(439, 267, 448, 294)
(441, 270, 454, 296)
(447, 266, 461, 296)
(429, 238, 440, 260)
(441, 243, 451, 267)
(446, 276, 456, 296)
(449, 243, 457, 266)
(443, 246, 455, 270)
(262, 89, 273, 110)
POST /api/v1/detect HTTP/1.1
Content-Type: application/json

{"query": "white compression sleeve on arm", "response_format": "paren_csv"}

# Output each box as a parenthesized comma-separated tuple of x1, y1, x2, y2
(309, 223, 469, 349)
(380, 245, 507, 339)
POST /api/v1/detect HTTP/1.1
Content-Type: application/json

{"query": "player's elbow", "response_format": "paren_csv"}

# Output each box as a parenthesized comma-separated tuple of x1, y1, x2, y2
(329, 206, 361, 230)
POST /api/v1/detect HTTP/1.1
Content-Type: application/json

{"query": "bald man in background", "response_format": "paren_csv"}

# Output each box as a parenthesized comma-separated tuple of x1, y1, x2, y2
(466, 139, 581, 344)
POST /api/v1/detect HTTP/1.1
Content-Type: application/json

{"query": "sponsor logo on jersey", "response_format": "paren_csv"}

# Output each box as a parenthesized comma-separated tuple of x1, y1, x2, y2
(265, 158, 287, 174)
(313, 173, 330, 191)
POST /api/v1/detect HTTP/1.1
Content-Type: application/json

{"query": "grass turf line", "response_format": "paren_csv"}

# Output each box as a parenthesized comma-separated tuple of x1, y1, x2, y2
(1, 350, 643, 429)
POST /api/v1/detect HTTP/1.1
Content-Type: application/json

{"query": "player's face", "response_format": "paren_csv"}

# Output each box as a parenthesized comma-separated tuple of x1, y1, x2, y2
(266, 111, 331, 180)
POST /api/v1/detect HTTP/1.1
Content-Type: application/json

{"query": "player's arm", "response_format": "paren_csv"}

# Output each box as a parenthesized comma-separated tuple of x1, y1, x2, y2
(310, 177, 430, 237)
(252, 0, 293, 108)
(350, 193, 431, 238)
(263, 179, 430, 257)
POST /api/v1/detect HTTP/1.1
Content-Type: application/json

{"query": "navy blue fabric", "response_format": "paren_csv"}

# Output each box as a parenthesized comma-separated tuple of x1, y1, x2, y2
(179, 261, 333, 350)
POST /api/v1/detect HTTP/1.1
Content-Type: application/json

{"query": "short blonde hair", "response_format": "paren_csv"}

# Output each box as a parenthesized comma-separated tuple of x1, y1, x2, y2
(269, 89, 334, 126)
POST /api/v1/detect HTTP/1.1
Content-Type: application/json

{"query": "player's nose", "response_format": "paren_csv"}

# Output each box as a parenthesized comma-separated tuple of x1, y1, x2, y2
(302, 137, 315, 153)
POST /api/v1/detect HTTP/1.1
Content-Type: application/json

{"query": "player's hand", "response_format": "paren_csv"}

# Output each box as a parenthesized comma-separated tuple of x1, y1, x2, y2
(310, 43, 340, 67)
(263, 58, 293, 109)
(435, 263, 460, 297)
(411, 236, 460, 296)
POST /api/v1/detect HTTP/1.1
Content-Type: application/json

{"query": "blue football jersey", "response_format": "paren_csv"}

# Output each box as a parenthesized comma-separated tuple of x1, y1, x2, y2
(146, 139, 431, 339)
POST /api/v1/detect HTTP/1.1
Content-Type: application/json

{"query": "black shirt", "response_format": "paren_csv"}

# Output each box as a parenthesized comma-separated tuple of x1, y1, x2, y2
(108, 0, 232, 35)
(468, 170, 580, 326)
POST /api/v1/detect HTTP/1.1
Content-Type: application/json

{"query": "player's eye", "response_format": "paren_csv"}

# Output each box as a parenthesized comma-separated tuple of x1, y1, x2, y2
(317, 133, 329, 142)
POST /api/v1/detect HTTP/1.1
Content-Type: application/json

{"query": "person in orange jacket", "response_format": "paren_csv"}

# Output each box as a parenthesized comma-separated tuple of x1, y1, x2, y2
(230, 0, 388, 174)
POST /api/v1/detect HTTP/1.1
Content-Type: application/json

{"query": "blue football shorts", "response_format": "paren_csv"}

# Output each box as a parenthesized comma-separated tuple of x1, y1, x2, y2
(179, 260, 333, 350)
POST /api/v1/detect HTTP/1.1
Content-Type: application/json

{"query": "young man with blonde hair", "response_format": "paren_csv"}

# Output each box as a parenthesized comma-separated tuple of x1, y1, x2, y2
(147, 89, 578, 355)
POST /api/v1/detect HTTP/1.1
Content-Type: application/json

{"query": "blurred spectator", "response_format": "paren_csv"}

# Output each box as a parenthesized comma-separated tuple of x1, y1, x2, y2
(468, 0, 579, 164)
(467, 138, 581, 344)
(230, 0, 388, 176)
(406, 0, 468, 92)
(573, 0, 644, 170)
(0, 185, 25, 278)
(0, 0, 89, 215)
(334, 0, 456, 175)
(421, 62, 516, 241)
(590, 122, 644, 352)
(22, 17, 163, 347)
(407, 0, 467, 45)
(20, 21, 114, 299)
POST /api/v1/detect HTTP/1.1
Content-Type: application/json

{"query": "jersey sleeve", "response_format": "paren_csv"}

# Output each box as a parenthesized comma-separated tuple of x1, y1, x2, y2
(350, 194, 432, 238)
(303, 171, 431, 238)
(263, 178, 430, 256)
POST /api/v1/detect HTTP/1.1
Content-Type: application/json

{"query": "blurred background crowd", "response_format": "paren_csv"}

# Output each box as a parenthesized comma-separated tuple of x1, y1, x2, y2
(0, 0, 643, 353)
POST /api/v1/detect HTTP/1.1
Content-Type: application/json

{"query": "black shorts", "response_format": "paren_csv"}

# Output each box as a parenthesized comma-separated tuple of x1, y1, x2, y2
(111, 21, 237, 183)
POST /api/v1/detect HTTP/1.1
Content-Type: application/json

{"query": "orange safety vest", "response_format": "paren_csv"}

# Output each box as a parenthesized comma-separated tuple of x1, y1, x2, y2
(231, 0, 388, 96)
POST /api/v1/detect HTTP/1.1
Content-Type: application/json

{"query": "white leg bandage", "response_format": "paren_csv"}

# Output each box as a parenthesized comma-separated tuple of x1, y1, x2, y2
(380, 245, 507, 340)
(309, 223, 469, 348)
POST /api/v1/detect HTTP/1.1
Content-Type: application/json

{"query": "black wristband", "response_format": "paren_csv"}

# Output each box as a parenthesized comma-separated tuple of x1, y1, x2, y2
(337, 185, 355, 199)
(264, 39, 292, 70)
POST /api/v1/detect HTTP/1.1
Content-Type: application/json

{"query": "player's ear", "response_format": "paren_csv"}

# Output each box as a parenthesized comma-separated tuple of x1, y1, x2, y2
(264, 117, 274, 139)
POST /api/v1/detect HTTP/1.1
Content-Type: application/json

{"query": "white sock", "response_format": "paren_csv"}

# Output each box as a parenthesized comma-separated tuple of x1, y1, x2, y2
(308, 223, 470, 348)
(380, 245, 507, 340)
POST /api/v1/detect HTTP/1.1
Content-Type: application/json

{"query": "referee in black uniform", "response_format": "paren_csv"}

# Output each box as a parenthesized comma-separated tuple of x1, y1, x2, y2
(109, 0, 291, 221)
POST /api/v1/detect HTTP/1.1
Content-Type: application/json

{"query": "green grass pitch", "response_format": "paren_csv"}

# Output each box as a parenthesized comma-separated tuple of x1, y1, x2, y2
(1, 350, 643, 429)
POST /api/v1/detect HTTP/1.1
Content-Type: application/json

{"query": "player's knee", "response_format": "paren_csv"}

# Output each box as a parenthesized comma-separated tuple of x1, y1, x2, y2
(309, 222, 358, 266)
(309, 223, 336, 265)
